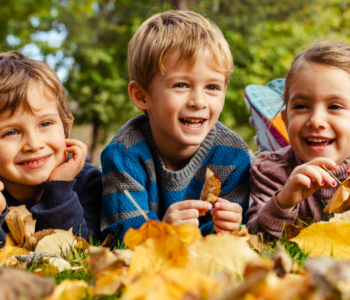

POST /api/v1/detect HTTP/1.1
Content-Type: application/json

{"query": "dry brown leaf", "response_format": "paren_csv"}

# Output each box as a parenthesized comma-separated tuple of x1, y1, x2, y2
(35, 231, 76, 256)
(291, 222, 350, 259)
(247, 233, 273, 254)
(5, 205, 36, 246)
(94, 267, 127, 295)
(232, 225, 251, 237)
(324, 178, 350, 214)
(1, 255, 19, 267)
(243, 257, 274, 278)
(271, 242, 293, 277)
(100, 234, 114, 247)
(23, 229, 56, 251)
(74, 236, 89, 250)
(188, 233, 259, 277)
(198, 167, 221, 216)
(124, 220, 202, 251)
(46, 280, 94, 300)
(122, 268, 220, 300)
(113, 249, 134, 266)
(88, 246, 119, 274)
(5, 233, 17, 247)
(0, 267, 55, 300)
(0, 246, 29, 263)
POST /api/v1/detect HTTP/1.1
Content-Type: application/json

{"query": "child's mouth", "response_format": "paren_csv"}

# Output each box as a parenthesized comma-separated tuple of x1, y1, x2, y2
(305, 137, 334, 147)
(179, 118, 205, 128)
(17, 154, 52, 169)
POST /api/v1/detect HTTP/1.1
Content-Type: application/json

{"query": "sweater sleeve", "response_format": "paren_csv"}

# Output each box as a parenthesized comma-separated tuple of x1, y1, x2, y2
(0, 206, 8, 249)
(30, 164, 102, 242)
(101, 142, 159, 243)
(245, 152, 299, 238)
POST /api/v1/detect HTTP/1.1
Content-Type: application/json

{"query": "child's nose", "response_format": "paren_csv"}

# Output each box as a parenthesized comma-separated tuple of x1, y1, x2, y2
(307, 110, 328, 129)
(188, 88, 207, 109)
(22, 132, 45, 152)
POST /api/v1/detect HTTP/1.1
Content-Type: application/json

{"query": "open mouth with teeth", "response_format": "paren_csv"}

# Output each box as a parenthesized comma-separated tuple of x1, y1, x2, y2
(305, 137, 334, 147)
(179, 118, 205, 128)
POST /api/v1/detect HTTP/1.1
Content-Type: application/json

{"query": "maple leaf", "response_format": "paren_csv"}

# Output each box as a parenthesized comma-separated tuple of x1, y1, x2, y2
(198, 167, 221, 216)
(188, 233, 259, 277)
(324, 178, 350, 214)
(45, 280, 94, 300)
(5, 205, 36, 246)
(291, 222, 350, 259)
(122, 268, 221, 300)
(124, 220, 202, 251)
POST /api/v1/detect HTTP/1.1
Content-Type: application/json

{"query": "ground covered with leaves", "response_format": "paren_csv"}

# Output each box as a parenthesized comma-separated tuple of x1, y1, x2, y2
(3, 203, 350, 300)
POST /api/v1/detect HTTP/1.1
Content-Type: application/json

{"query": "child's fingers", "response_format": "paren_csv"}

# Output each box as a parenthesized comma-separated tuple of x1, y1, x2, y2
(293, 165, 334, 187)
(213, 223, 238, 233)
(214, 200, 242, 213)
(0, 181, 3, 192)
(66, 145, 87, 163)
(305, 157, 338, 170)
(176, 200, 212, 211)
(211, 210, 241, 223)
(179, 218, 200, 227)
(176, 209, 199, 220)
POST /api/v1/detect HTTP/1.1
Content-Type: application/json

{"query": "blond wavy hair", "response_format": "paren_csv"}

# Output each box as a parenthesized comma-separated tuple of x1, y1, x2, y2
(128, 10, 233, 91)
(0, 51, 72, 137)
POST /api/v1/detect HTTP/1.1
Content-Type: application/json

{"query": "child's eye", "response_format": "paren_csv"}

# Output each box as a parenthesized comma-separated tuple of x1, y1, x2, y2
(40, 121, 52, 128)
(293, 104, 308, 109)
(3, 130, 18, 137)
(206, 85, 219, 91)
(174, 83, 188, 88)
(328, 104, 342, 110)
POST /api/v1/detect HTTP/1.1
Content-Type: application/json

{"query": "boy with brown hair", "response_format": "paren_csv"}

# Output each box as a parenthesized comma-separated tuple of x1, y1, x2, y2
(0, 51, 102, 247)
(101, 11, 250, 242)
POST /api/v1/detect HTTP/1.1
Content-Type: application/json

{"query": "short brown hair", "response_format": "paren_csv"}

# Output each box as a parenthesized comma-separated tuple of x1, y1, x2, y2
(0, 51, 72, 137)
(128, 10, 233, 92)
(283, 40, 350, 109)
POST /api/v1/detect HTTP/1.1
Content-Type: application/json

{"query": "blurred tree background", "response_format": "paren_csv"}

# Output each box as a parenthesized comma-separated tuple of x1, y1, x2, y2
(1, 0, 350, 165)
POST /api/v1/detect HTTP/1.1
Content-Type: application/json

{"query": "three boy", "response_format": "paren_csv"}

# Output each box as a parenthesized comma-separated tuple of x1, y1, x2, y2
(101, 11, 251, 242)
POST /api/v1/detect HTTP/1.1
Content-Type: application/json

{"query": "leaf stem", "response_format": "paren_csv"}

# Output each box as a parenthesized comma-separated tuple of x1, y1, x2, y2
(123, 190, 149, 221)
(322, 165, 342, 185)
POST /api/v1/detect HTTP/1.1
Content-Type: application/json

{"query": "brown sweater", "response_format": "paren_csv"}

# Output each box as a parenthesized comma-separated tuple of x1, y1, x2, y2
(246, 146, 349, 238)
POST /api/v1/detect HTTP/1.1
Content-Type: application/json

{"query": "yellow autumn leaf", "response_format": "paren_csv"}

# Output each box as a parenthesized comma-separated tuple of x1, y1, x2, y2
(324, 178, 350, 214)
(188, 233, 259, 277)
(124, 220, 201, 251)
(126, 233, 193, 281)
(46, 280, 94, 300)
(5, 233, 17, 247)
(198, 167, 221, 216)
(329, 210, 350, 223)
(122, 268, 220, 300)
(94, 267, 128, 295)
(0, 246, 29, 263)
(291, 222, 350, 259)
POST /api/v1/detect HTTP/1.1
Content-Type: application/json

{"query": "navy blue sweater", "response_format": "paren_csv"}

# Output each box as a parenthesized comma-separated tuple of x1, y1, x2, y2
(0, 163, 102, 248)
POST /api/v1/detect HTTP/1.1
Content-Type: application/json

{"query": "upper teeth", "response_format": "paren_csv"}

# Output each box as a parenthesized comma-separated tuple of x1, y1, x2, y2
(183, 118, 203, 122)
(308, 138, 330, 142)
(22, 158, 46, 165)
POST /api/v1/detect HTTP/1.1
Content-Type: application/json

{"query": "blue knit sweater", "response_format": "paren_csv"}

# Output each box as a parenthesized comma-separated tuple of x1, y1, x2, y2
(101, 115, 250, 242)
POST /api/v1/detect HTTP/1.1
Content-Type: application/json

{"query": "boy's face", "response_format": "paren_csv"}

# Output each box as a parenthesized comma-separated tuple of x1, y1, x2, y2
(146, 52, 226, 152)
(0, 84, 68, 186)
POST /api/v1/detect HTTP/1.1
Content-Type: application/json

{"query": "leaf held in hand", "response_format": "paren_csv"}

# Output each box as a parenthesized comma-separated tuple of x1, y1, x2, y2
(324, 179, 350, 214)
(198, 167, 221, 216)
(5, 205, 36, 246)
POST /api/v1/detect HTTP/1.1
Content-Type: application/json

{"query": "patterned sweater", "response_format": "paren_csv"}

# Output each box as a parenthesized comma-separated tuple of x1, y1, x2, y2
(101, 115, 251, 242)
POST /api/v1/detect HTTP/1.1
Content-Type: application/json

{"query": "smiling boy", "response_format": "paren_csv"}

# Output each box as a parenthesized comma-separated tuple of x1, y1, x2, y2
(101, 11, 251, 241)
(0, 51, 102, 247)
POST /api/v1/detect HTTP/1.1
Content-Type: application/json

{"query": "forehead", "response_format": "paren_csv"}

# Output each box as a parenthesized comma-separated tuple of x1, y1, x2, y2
(288, 63, 350, 105)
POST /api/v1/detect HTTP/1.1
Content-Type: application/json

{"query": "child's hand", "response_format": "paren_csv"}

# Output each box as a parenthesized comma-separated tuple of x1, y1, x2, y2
(276, 157, 339, 211)
(0, 181, 6, 214)
(163, 200, 212, 227)
(49, 139, 88, 181)
(211, 198, 242, 233)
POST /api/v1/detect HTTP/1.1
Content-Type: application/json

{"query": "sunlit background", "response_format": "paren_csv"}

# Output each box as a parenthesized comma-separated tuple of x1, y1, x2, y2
(2, 0, 350, 166)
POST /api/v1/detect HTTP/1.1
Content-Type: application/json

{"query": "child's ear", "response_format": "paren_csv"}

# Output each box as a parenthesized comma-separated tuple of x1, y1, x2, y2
(128, 81, 149, 111)
(281, 109, 288, 129)
(66, 114, 74, 138)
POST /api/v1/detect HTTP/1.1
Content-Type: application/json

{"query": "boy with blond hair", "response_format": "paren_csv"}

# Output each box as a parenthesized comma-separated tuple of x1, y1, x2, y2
(0, 51, 102, 247)
(101, 11, 250, 241)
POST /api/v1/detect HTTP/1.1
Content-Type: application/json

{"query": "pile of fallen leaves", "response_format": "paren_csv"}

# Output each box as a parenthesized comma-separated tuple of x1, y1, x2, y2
(4, 172, 350, 299)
